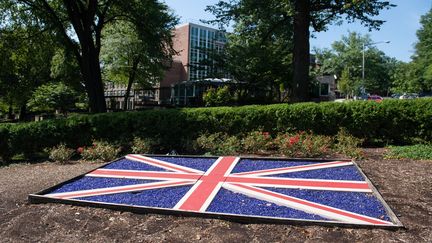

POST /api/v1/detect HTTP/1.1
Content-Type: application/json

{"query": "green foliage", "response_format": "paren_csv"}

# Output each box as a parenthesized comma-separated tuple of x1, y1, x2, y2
(385, 145, 432, 160)
(81, 141, 121, 162)
(101, 21, 170, 90)
(390, 62, 423, 94)
(196, 133, 241, 155)
(1, 99, 432, 159)
(207, 1, 293, 101)
(410, 7, 432, 93)
(315, 32, 394, 95)
(275, 132, 333, 158)
(131, 137, 155, 154)
(28, 83, 78, 114)
(333, 128, 364, 159)
(48, 144, 74, 164)
(207, 1, 394, 100)
(1, 0, 178, 113)
(203, 86, 233, 106)
(338, 67, 361, 98)
(241, 131, 273, 154)
(0, 125, 12, 162)
(0, 26, 57, 114)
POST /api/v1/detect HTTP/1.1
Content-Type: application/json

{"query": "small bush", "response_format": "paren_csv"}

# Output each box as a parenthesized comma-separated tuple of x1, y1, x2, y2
(242, 131, 273, 154)
(385, 144, 432, 160)
(203, 86, 233, 106)
(131, 137, 155, 154)
(48, 144, 74, 163)
(81, 141, 120, 162)
(196, 133, 241, 155)
(334, 128, 364, 159)
(275, 132, 332, 158)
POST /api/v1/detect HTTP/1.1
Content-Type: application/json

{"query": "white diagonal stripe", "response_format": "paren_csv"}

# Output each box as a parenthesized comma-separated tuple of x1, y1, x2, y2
(47, 180, 194, 199)
(223, 183, 392, 226)
(126, 154, 204, 174)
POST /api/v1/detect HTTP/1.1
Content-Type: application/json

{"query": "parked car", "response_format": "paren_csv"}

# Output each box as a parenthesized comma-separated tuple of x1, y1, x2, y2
(399, 93, 419, 99)
(368, 95, 383, 102)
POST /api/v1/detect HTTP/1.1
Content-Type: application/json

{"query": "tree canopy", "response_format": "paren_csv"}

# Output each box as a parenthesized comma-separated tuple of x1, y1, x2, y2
(411, 7, 432, 92)
(207, 0, 293, 102)
(1, 0, 178, 113)
(314, 32, 396, 96)
(206, 0, 394, 102)
(0, 25, 57, 119)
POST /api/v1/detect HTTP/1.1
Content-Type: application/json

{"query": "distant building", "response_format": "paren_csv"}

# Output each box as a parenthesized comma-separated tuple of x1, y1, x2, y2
(104, 23, 229, 109)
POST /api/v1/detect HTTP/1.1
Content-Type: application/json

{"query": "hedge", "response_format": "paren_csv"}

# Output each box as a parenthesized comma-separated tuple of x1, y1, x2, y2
(1, 98, 431, 160)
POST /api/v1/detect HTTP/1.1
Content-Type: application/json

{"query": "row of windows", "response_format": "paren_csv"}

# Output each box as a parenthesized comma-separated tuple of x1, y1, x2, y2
(189, 26, 227, 80)
(105, 90, 133, 96)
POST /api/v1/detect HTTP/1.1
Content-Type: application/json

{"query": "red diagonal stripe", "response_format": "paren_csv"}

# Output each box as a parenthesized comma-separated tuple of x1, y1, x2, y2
(126, 154, 202, 174)
(175, 156, 240, 212)
(228, 184, 391, 225)
(233, 161, 352, 176)
(226, 176, 371, 192)
(50, 181, 194, 199)
(88, 169, 201, 181)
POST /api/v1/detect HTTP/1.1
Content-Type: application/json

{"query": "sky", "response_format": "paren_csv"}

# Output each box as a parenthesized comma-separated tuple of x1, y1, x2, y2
(163, 0, 432, 62)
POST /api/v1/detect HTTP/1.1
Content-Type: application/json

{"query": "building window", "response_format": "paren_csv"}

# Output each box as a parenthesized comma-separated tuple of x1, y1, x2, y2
(320, 83, 329, 96)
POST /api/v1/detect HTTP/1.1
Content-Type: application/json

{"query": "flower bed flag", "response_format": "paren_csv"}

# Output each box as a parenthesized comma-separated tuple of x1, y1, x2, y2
(29, 155, 402, 227)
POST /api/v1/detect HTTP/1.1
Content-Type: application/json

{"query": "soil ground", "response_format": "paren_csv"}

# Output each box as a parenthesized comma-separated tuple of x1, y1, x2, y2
(0, 148, 431, 243)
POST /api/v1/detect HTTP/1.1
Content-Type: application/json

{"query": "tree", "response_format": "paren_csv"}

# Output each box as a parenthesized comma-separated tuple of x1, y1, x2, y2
(1, 0, 177, 113)
(101, 21, 174, 110)
(204, 1, 294, 102)
(411, 7, 432, 93)
(390, 62, 422, 94)
(28, 82, 78, 114)
(337, 67, 361, 98)
(0, 26, 56, 120)
(315, 32, 395, 95)
(207, 0, 394, 102)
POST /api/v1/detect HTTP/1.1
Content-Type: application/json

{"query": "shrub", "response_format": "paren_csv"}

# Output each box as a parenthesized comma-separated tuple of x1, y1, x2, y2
(275, 132, 332, 158)
(48, 144, 74, 163)
(196, 133, 241, 155)
(384, 144, 432, 160)
(242, 130, 273, 154)
(333, 128, 364, 159)
(81, 141, 120, 162)
(131, 137, 155, 154)
(203, 86, 233, 106)
(1, 98, 432, 160)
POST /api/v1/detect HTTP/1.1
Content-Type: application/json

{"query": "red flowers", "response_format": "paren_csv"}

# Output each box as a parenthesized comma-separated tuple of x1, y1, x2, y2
(289, 135, 300, 146)
(76, 147, 84, 154)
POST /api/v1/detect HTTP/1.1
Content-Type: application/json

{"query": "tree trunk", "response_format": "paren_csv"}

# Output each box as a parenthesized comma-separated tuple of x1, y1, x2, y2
(292, 0, 311, 102)
(80, 47, 107, 113)
(64, 0, 107, 113)
(19, 104, 27, 121)
(7, 104, 14, 120)
(124, 58, 140, 110)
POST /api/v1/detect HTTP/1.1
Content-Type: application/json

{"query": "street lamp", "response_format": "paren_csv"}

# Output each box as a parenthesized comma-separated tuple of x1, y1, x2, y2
(361, 40, 390, 94)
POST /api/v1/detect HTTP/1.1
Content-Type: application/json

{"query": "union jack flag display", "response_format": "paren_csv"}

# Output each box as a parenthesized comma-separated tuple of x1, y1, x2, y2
(30, 155, 402, 227)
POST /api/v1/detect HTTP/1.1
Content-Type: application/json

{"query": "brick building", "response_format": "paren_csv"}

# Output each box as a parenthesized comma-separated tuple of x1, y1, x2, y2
(105, 23, 229, 108)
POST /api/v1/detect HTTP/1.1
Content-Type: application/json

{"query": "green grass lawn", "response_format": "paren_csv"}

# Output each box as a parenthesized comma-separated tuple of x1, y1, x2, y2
(385, 144, 432, 160)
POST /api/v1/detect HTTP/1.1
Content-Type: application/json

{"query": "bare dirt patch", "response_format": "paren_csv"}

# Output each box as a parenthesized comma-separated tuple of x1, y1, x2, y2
(1, 149, 431, 242)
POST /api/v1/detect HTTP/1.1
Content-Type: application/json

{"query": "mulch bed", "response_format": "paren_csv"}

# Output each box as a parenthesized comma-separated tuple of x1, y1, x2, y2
(0, 148, 431, 242)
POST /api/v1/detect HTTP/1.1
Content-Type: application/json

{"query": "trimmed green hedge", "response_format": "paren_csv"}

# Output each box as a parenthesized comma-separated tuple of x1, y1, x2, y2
(1, 99, 431, 160)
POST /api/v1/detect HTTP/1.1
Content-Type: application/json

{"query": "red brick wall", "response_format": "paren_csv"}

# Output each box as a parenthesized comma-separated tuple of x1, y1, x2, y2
(160, 24, 190, 88)
(172, 24, 190, 75)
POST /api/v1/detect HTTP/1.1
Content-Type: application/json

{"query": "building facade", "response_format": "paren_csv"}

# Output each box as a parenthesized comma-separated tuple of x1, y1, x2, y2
(105, 23, 229, 109)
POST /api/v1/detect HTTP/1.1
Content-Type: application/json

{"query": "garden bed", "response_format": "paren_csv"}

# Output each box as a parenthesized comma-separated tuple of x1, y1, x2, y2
(0, 148, 431, 242)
